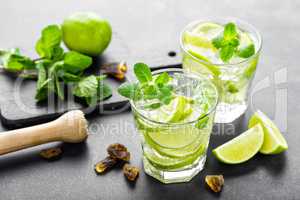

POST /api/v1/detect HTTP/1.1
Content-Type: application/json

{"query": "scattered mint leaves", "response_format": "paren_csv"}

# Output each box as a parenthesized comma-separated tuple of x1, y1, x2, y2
(118, 63, 173, 108)
(212, 22, 255, 62)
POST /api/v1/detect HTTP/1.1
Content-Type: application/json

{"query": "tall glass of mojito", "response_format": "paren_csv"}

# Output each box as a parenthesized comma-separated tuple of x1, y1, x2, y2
(118, 64, 218, 184)
(180, 19, 262, 123)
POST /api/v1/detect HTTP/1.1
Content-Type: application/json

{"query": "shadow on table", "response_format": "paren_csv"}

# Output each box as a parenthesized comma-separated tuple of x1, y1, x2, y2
(0, 141, 88, 175)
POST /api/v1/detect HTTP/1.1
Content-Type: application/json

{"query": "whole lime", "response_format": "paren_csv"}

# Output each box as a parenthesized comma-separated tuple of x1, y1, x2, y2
(62, 12, 112, 56)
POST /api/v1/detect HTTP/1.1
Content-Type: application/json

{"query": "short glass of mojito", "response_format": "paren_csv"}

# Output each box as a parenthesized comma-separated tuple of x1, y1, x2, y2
(130, 68, 218, 184)
(180, 19, 262, 123)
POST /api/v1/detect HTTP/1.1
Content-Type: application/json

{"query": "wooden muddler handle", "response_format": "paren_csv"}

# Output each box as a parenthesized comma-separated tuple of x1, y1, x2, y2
(0, 110, 88, 155)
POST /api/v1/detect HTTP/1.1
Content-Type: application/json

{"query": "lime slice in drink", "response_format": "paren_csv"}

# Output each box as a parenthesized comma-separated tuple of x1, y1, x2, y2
(184, 31, 217, 50)
(144, 143, 205, 170)
(248, 110, 288, 154)
(166, 95, 193, 123)
(212, 124, 264, 164)
(192, 22, 223, 38)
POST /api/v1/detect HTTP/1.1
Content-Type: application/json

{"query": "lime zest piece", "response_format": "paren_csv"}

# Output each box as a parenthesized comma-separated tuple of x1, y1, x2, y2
(248, 110, 288, 154)
(213, 124, 264, 164)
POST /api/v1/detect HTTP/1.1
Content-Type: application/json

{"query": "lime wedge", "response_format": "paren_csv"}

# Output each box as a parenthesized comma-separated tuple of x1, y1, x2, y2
(248, 110, 288, 154)
(212, 124, 264, 164)
(166, 96, 193, 123)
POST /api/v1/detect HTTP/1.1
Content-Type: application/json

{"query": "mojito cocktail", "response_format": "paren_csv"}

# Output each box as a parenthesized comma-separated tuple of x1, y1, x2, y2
(180, 19, 262, 123)
(125, 67, 218, 184)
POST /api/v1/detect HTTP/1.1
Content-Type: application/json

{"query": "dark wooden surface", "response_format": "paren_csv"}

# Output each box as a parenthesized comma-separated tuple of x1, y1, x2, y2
(0, 0, 299, 199)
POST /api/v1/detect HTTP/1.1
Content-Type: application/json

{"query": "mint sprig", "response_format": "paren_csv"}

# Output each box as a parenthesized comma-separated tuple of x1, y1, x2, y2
(212, 22, 255, 62)
(118, 63, 173, 108)
(0, 24, 112, 105)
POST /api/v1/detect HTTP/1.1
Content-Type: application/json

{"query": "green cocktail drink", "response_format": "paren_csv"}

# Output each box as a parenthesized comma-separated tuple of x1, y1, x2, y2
(129, 68, 218, 184)
(180, 19, 262, 123)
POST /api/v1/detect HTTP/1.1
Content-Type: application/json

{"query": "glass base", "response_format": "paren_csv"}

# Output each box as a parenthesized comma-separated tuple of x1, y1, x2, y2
(143, 155, 206, 184)
(214, 101, 247, 123)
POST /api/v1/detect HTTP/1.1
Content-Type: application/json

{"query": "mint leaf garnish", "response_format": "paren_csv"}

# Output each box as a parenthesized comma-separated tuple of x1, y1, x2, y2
(212, 22, 255, 62)
(134, 62, 152, 83)
(118, 62, 173, 108)
(237, 44, 255, 58)
(212, 35, 223, 49)
(220, 45, 235, 62)
(155, 72, 170, 86)
(223, 22, 238, 40)
(118, 83, 141, 100)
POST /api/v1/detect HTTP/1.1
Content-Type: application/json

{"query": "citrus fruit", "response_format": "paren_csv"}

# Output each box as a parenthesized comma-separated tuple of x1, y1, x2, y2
(212, 124, 264, 164)
(62, 12, 112, 56)
(248, 110, 288, 154)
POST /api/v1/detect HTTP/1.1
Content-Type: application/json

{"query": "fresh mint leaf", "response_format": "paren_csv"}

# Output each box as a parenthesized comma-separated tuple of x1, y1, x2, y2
(35, 25, 63, 60)
(155, 72, 170, 86)
(86, 80, 112, 106)
(220, 45, 235, 62)
(4, 54, 35, 71)
(35, 63, 51, 101)
(237, 44, 255, 58)
(223, 22, 238, 40)
(96, 75, 107, 81)
(134, 62, 152, 83)
(62, 51, 92, 74)
(212, 35, 224, 49)
(97, 81, 112, 101)
(228, 38, 240, 47)
(118, 82, 141, 100)
(158, 85, 173, 104)
(55, 75, 64, 100)
(73, 75, 98, 98)
(60, 72, 81, 82)
(143, 84, 158, 100)
(0, 49, 35, 72)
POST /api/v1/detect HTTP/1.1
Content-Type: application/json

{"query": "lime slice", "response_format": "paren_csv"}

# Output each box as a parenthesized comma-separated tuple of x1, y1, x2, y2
(185, 47, 221, 77)
(166, 95, 193, 123)
(184, 31, 217, 50)
(147, 125, 200, 149)
(192, 22, 222, 38)
(144, 143, 206, 170)
(212, 124, 264, 164)
(248, 110, 288, 154)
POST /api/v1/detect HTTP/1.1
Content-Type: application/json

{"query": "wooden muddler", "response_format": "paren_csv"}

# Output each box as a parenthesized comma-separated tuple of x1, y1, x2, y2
(0, 110, 88, 155)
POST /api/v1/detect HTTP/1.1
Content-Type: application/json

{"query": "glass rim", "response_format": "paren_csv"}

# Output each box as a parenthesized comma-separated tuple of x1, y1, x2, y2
(130, 68, 219, 127)
(179, 18, 263, 67)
